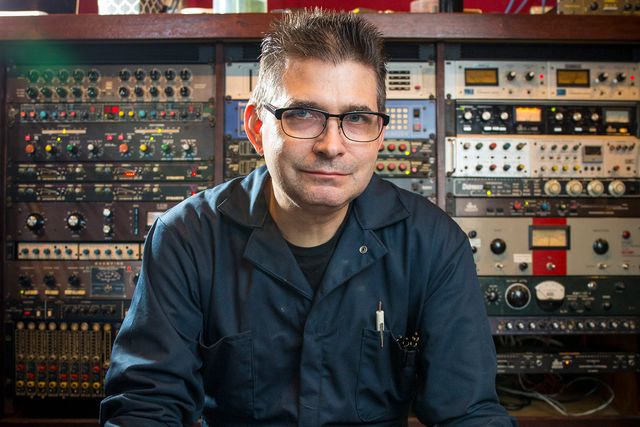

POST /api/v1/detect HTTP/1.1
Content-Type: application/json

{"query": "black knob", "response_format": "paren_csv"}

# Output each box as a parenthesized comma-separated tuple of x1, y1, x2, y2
(519, 262, 529, 271)
(40, 87, 53, 98)
(149, 86, 159, 97)
(43, 274, 56, 288)
(26, 213, 45, 232)
(42, 69, 54, 82)
(18, 275, 32, 288)
(149, 68, 161, 81)
(27, 69, 40, 82)
(180, 68, 192, 81)
(71, 87, 83, 98)
(56, 87, 68, 98)
(73, 69, 85, 82)
(165, 69, 176, 80)
(66, 213, 85, 232)
(134, 68, 146, 80)
(179, 86, 190, 97)
(485, 290, 499, 302)
(164, 86, 174, 97)
(26, 87, 39, 99)
(68, 275, 81, 288)
(590, 2, 598, 10)
(134, 86, 144, 97)
(593, 238, 609, 255)
(506, 71, 516, 81)
(468, 230, 477, 238)
(58, 69, 70, 82)
(506, 284, 530, 309)
(88, 69, 100, 82)
(119, 69, 131, 81)
(525, 71, 535, 81)
(616, 72, 627, 82)
(118, 87, 130, 98)
(490, 238, 507, 255)
(602, 301, 612, 311)
(87, 87, 99, 98)
(597, 72, 608, 82)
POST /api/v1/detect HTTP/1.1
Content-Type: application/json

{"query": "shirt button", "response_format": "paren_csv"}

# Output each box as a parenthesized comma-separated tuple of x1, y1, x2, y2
(359, 245, 368, 254)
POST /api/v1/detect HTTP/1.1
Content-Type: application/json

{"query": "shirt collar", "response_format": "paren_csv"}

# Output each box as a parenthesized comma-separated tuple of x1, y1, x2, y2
(217, 165, 410, 230)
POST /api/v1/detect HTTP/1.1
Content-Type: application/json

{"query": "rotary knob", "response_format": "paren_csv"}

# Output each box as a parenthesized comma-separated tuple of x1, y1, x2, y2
(56, 87, 68, 98)
(149, 68, 161, 81)
(180, 86, 191, 97)
(590, 112, 600, 122)
(506, 283, 531, 310)
(134, 86, 144, 97)
(597, 72, 608, 82)
(566, 180, 583, 197)
(500, 111, 509, 121)
(164, 86, 175, 97)
(587, 180, 605, 197)
(554, 112, 564, 121)
(149, 86, 159, 97)
(481, 111, 492, 121)
(66, 213, 85, 232)
(71, 87, 83, 98)
(134, 68, 146, 80)
(18, 275, 32, 288)
(490, 238, 507, 255)
(506, 71, 516, 81)
(88, 69, 100, 82)
(608, 180, 626, 197)
(26, 213, 45, 233)
(118, 87, 130, 98)
(593, 238, 609, 255)
(544, 179, 562, 196)
(572, 112, 582, 122)
(43, 274, 56, 289)
(180, 68, 192, 80)
(119, 69, 131, 81)
(525, 71, 535, 81)
(68, 275, 81, 288)
(463, 111, 473, 121)
(616, 72, 627, 83)
(165, 68, 176, 80)
(485, 289, 499, 303)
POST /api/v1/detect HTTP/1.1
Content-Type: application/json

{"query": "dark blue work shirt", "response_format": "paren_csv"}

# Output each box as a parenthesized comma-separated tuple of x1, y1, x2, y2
(100, 166, 516, 427)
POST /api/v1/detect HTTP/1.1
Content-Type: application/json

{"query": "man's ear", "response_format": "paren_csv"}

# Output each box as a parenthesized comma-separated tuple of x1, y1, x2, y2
(244, 104, 264, 156)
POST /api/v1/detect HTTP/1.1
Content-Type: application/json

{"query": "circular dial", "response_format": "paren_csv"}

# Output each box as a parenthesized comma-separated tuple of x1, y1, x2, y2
(66, 213, 85, 232)
(490, 238, 507, 255)
(505, 283, 531, 310)
(26, 213, 45, 233)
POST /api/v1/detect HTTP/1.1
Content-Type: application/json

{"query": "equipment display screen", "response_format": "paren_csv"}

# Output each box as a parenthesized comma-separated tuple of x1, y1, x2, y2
(556, 69, 590, 87)
(465, 68, 499, 86)
(604, 109, 630, 124)
(583, 145, 603, 163)
(529, 226, 570, 249)
(515, 107, 542, 122)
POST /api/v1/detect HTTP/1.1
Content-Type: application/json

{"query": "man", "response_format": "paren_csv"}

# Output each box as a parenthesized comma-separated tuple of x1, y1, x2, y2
(100, 9, 516, 427)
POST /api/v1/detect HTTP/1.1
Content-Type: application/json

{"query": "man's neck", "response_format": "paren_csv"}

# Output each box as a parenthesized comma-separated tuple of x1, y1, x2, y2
(266, 181, 350, 248)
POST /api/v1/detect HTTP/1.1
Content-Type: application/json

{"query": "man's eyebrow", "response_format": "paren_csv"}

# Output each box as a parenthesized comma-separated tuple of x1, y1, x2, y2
(284, 100, 375, 113)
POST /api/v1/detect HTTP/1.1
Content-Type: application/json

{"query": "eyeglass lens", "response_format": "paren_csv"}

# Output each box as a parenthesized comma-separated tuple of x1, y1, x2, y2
(280, 109, 382, 142)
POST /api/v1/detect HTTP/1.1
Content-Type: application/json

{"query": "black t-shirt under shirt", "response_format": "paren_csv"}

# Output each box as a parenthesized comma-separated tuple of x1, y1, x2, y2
(286, 211, 348, 294)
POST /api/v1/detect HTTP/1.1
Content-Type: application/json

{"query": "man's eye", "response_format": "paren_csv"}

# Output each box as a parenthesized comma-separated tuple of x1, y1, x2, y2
(344, 113, 372, 124)
(289, 109, 314, 119)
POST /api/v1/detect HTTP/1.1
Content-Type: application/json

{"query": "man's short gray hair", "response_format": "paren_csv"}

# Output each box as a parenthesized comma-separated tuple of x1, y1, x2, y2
(249, 8, 387, 115)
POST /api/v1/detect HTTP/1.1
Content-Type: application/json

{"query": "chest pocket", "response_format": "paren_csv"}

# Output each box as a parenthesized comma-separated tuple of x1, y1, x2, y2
(199, 331, 254, 418)
(356, 329, 417, 422)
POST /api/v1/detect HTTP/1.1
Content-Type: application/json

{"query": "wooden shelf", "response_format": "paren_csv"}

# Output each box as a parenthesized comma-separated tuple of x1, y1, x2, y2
(0, 13, 639, 42)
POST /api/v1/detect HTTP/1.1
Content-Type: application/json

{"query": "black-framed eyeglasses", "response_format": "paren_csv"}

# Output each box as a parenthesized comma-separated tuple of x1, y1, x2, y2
(264, 103, 389, 143)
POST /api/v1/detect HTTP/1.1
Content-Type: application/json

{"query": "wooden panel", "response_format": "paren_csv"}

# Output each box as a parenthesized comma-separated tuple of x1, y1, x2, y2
(0, 13, 639, 42)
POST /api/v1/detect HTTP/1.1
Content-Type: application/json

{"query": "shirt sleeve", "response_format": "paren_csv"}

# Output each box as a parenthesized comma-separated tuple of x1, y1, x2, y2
(413, 219, 518, 427)
(100, 217, 205, 427)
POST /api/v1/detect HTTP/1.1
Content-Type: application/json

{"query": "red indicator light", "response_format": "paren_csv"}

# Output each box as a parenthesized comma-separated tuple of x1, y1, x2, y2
(118, 134, 124, 141)
(123, 171, 136, 178)
(539, 74, 544, 79)
(106, 135, 113, 141)
(191, 171, 197, 177)
(25, 135, 31, 141)
(631, 75, 635, 80)
(103, 106, 110, 114)
(112, 106, 119, 114)
(20, 111, 27, 118)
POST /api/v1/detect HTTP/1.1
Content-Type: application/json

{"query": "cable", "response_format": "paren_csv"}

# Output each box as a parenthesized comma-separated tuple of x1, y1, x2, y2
(504, 0, 516, 14)
(497, 376, 615, 417)
(541, 0, 547, 14)
(514, 0, 530, 14)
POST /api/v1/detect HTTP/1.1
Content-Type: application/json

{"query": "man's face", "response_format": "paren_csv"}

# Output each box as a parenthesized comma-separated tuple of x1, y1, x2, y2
(249, 58, 383, 213)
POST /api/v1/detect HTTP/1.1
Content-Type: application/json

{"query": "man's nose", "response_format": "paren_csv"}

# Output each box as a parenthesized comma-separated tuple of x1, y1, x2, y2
(313, 117, 347, 157)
